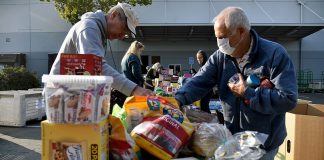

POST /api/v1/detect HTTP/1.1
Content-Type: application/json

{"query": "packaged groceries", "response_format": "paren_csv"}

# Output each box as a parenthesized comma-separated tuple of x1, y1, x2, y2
(42, 119, 108, 160)
(42, 75, 112, 124)
(60, 54, 102, 75)
(125, 96, 194, 159)
(214, 131, 267, 160)
(50, 141, 87, 160)
(191, 123, 232, 158)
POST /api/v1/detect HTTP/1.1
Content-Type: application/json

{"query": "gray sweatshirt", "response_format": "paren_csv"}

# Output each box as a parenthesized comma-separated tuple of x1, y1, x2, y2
(49, 10, 136, 96)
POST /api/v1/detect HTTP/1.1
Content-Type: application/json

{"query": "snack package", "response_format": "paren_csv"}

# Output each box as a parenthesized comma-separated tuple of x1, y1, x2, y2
(60, 53, 102, 75)
(127, 96, 194, 159)
(46, 88, 64, 123)
(64, 91, 80, 123)
(111, 104, 128, 128)
(191, 123, 232, 158)
(124, 96, 179, 132)
(109, 116, 142, 160)
(42, 75, 113, 124)
(50, 141, 87, 160)
(76, 90, 95, 123)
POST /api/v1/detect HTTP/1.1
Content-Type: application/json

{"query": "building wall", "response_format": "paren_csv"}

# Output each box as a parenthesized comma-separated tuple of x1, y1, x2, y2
(0, 0, 70, 78)
(0, 0, 323, 81)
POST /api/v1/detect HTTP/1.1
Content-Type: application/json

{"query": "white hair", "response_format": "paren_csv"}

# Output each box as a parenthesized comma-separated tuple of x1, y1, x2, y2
(213, 7, 251, 33)
(152, 62, 162, 70)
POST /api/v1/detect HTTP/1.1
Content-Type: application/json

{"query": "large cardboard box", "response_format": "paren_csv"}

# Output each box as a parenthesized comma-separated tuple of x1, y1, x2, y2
(275, 100, 324, 160)
(60, 54, 102, 75)
(42, 119, 108, 160)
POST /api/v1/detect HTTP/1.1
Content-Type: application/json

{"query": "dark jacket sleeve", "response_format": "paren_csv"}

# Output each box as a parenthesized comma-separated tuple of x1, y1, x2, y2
(243, 45, 298, 114)
(146, 68, 154, 80)
(175, 53, 219, 106)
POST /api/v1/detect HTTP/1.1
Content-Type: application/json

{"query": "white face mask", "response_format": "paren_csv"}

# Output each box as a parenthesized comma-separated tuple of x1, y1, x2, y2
(217, 38, 235, 56)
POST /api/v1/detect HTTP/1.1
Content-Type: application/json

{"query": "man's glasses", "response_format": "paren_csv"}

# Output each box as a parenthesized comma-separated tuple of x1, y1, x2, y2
(124, 28, 135, 38)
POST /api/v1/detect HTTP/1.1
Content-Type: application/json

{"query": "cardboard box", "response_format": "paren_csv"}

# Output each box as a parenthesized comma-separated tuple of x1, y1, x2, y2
(275, 100, 324, 160)
(42, 119, 108, 160)
(60, 54, 102, 75)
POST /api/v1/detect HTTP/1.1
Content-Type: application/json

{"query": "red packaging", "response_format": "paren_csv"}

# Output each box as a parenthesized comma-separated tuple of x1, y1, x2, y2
(60, 54, 102, 75)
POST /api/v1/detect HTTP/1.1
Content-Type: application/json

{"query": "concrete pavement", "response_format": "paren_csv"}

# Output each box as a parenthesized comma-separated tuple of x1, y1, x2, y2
(0, 120, 41, 160)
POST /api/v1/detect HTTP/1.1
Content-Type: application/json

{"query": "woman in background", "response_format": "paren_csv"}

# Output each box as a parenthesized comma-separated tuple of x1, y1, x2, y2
(196, 50, 213, 113)
(144, 62, 162, 91)
(121, 41, 145, 87)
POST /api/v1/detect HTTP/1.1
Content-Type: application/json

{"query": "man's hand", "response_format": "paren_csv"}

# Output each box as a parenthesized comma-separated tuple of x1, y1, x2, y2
(228, 73, 247, 97)
(131, 86, 154, 96)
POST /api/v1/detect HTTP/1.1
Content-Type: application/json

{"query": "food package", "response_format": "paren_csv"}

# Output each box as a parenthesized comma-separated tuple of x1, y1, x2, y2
(126, 96, 194, 159)
(109, 116, 142, 160)
(191, 123, 232, 158)
(50, 141, 87, 160)
(214, 131, 267, 160)
(111, 104, 128, 128)
(46, 88, 64, 123)
(42, 119, 108, 160)
(124, 96, 179, 132)
(42, 75, 112, 124)
(60, 53, 102, 75)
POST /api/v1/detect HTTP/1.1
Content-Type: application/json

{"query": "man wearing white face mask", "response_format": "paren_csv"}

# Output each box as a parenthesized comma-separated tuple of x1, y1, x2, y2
(175, 7, 297, 160)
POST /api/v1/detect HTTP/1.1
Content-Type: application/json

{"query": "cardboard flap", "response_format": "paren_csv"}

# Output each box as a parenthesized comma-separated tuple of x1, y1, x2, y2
(307, 104, 324, 117)
(289, 103, 308, 115)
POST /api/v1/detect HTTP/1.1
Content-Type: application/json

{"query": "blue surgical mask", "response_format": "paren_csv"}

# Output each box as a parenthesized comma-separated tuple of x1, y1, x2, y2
(217, 38, 235, 56)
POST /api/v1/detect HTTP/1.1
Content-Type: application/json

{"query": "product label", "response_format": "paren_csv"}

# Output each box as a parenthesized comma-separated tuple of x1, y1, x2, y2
(91, 144, 98, 160)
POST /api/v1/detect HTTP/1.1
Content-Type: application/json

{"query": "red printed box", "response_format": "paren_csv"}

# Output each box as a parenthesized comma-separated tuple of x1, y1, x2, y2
(60, 54, 102, 75)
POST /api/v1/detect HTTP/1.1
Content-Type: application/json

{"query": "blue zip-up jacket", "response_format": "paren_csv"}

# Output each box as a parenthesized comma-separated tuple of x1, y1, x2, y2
(175, 29, 297, 151)
(121, 53, 144, 87)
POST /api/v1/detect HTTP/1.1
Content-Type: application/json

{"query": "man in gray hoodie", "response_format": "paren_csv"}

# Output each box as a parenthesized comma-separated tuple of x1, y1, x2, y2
(49, 3, 153, 97)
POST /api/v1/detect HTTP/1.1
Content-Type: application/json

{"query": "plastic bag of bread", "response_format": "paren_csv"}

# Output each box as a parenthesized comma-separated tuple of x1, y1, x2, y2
(191, 122, 232, 158)
(127, 96, 194, 159)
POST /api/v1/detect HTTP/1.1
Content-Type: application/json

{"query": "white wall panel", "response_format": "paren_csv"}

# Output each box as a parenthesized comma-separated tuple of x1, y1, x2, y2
(165, 1, 210, 24)
(0, 2, 29, 32)
(0, 33, 30, 52)
(31, 1, 71, 32)
(301, 1, 324, 23)
(30, 32, 67, 52)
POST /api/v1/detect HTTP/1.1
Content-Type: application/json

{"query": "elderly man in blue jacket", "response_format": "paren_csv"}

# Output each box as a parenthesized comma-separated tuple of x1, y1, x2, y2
(175, 7, 297, 159)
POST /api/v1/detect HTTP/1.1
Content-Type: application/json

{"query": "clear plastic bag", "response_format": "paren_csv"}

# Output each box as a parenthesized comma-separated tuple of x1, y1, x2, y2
(191, 123, 232, 158)
(214, 131, 267, 160)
